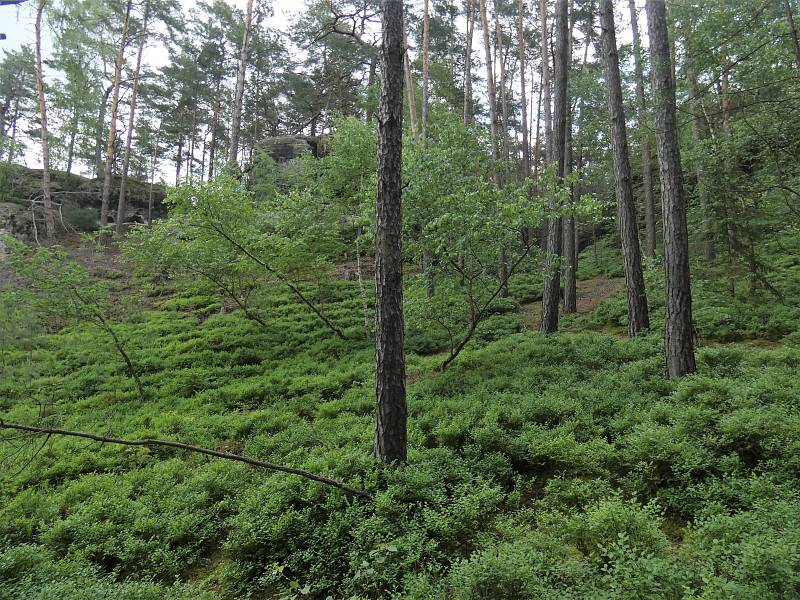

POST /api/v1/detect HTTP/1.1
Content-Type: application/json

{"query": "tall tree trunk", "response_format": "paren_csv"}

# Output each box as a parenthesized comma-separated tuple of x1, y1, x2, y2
(479, 0, 499, 168)
(646, 0, 695, 376)
(100, 0, 132, 228)
(147, 142, 156, 227)
(561, 2, 576, 314)
(720, 72, 737, 276)
(539, 0, 568, 334)
(421, 0, 430, 141)
(540, 0, 552, 165)
(463, 0, 474, 124)
(366, 57, 377, 122)
(0, 99, 8, 152)
(65, 106, 78, 176)
(208, 66, 223, 180)
(517, 0, 529, 179)
(628, 0, 656, 258)
(116, 13, 148, 235)
(784, 0, 800, 69)
(175, 136, 183, 186)
(562, 106, 577, 313)
(374, 0, 407, 464)
(402, 28, 419, 139)
(533, 65, 542, 175)
(94, 85, 113, 178)
(229, 0, 254, 165)
(685, 30, 714, 262)
(494, 5, 509, 164)
(600, 0, 650, 336)
(34, 0, 56, 239)
(539, 0, 553, 250)
(8, 98, 20, 162)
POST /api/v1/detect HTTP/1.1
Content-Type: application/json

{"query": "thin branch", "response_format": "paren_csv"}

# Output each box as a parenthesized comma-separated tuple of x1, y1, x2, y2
(0, 420, 372, 499)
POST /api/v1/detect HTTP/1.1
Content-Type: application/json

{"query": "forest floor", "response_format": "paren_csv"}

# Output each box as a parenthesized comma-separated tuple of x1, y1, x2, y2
(522, 276, 626, 330)
(2, 234, 800, 599)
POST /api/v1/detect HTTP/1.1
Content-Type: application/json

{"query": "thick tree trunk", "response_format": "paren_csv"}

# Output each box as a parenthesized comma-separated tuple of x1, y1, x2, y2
(421, 0, 430, 141)
(646, 0, 695, 376)
(34, 0, 56, 239)
(463, 0, 474, 124)
(600, 0, 650, 336)
(628, 0, 656, 259)
(517, 0, 529, 179)
(229, 0, 254, 165)
(539, 0, 568, 334)
(116, 15, 148, 235)
(100, 0, 132, 228)
(374, 0, 407, 464)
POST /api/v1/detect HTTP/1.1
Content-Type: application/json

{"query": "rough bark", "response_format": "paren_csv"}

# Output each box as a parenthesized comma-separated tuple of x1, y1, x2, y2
(116, 13, 148, 235)
(34, 0, 56, 238)
(374, 0, 407, 464)
(228, 0, 254, 165)
(600, 0, 650, 336)
(100, 0, 132, 228)
(463, 0, 474, 124)
(539, 0, 567, 334)
(628, 0, 656, 258)
(646, 0, 696, 376)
